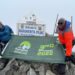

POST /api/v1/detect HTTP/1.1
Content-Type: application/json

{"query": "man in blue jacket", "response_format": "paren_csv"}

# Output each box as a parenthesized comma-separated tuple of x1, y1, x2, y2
(0, 22, 13, 44)
(0, 21, 13, 70)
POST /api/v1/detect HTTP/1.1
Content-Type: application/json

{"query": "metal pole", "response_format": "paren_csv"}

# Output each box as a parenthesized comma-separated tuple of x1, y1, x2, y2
(51, 14, 59, 44)
(53, 14, 59, 36)
(71, 16, 73, 29)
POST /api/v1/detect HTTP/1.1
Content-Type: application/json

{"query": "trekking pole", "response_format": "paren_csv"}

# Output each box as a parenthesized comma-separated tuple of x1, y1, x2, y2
(71, 16, 73, 29)
(53, 14, 59, 36)
(51, 14, 59, 44)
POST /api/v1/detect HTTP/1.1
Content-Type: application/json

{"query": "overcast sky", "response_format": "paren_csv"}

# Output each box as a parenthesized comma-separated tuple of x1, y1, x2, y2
(0, 0, 75, 34)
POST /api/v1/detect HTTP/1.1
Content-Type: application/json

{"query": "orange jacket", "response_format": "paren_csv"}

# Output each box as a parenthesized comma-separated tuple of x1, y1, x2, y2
(58, 21, 74, 56)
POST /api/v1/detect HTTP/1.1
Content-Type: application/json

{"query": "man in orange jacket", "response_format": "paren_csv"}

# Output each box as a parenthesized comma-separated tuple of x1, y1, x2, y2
(57, 18, 75, 63)
(56, 18, 75, 75)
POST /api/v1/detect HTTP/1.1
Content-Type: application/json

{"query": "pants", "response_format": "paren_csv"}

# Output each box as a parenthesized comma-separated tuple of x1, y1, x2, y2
(0, 41, 9, 70)
(0, 43, 4, 55)
(0, 41, 7, 54)
(57, 39, 75, 75)
(57, 64, 66, 75)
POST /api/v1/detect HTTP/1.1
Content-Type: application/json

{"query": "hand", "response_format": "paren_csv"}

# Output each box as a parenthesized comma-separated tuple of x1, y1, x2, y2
(65, 56, 71, 63)
(0, 42, 5, 47)
(65, 55, 75, 65)
(70, 55, 75, 64)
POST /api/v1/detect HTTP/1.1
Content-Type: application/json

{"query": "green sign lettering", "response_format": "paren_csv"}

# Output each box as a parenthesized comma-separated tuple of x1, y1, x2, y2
(37, 44, 54, 56)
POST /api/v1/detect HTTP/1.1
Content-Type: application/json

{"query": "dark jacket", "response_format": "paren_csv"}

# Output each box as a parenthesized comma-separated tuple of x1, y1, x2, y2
(0, 25, 13, 43)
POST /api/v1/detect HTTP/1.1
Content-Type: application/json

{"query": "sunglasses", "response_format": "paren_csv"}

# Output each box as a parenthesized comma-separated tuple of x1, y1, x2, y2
(58, 22, 63, 25)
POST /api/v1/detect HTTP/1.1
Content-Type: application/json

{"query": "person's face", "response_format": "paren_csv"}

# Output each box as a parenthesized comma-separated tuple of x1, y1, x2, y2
(58, 22, 65, 30)
(58, 23, 64, 28)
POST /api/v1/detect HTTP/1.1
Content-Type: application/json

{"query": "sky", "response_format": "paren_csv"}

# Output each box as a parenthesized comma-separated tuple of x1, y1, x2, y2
(0, 0, 75, 34)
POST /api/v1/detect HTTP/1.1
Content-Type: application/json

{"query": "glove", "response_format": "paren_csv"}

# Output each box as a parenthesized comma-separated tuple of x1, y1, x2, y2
(65, 55, 75, 64)
(65, 56, 71, 62)
(70, 55, 75, 65)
